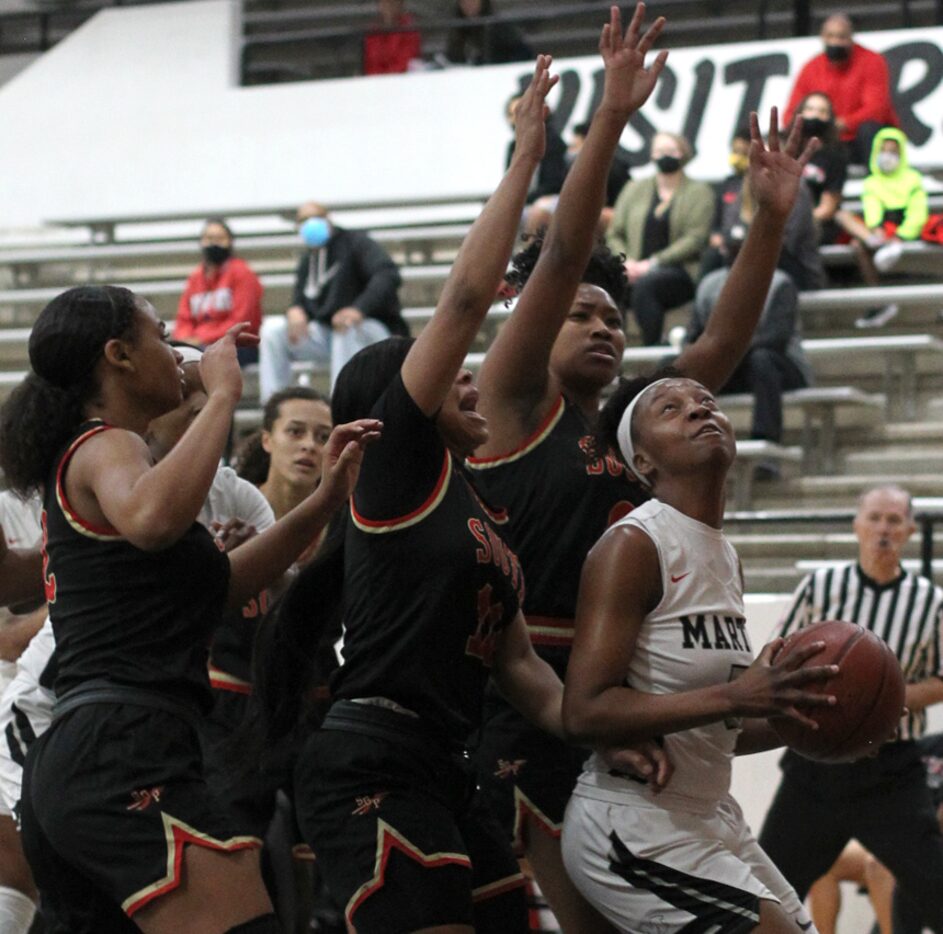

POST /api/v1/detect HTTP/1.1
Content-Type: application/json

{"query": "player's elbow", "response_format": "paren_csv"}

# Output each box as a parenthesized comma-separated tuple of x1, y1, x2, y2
(561, 690, 600, 746)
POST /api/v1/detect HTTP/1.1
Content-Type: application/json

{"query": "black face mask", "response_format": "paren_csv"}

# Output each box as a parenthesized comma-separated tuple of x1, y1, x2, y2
(655, 155, 682, 174)
(825, 44, 850, 62)
(202, 244, 231, 266)
(802, 117, 830, 138)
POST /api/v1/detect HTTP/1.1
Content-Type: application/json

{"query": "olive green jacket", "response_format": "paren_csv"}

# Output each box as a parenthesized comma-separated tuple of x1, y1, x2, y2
(606, 174, 715, 282)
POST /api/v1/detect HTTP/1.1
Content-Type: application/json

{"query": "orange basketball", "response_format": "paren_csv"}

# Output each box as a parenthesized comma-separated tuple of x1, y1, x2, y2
(771, 620, 906, 763)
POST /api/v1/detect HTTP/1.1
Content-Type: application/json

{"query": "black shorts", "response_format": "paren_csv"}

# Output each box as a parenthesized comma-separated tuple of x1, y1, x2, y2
(21, 703, 262, 932)
(293, 701, 527, 934)
(474, 691, 585, 852)
(201, 688, 296, 839)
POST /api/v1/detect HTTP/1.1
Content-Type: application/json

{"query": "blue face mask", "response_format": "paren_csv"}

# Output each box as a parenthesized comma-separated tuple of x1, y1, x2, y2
(300, 216, 331, 248)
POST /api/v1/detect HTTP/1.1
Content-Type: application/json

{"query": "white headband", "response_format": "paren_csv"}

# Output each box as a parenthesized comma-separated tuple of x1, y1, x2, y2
(616, 378, 674, 486)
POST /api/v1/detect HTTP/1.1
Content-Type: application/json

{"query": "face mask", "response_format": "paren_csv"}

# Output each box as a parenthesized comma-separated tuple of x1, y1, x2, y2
(202, 244, 231, 266)
(655, 155, 682, 175)
(801, 117, 830, 138)
(876, 151, 900, 173)
(728, 153, 749, 175)
(300, 216, 331, 249)
(825, 44, 850, 62)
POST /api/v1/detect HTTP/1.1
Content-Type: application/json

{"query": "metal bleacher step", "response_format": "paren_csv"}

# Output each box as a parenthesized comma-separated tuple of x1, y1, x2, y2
(843, 447, 943, 476)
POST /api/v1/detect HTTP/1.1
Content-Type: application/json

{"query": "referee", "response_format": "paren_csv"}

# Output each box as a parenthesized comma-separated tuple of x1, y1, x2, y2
(759, 484, 943, 934)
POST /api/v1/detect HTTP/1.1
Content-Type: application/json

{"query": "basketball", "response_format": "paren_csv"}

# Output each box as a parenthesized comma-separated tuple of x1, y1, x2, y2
(771, 620, 906, 763)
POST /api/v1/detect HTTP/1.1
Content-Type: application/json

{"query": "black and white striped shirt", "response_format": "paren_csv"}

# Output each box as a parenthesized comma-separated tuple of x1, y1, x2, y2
(779, 563, 943, 741)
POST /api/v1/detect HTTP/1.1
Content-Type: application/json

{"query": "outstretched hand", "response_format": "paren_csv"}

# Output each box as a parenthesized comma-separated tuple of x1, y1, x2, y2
(747, 108, 819, 221)
(512, 54, 559, 165)
(598, 3, 668, 117)
(318, 419, 383, 510)
(727, 637, 838, 729)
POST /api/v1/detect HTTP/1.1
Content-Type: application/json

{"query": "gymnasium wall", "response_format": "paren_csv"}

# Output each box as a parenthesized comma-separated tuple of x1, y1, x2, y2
(0, 0, 941, 228)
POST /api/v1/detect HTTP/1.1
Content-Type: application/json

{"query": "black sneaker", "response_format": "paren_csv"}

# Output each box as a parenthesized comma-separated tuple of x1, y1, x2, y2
(855, 303, 899, 329)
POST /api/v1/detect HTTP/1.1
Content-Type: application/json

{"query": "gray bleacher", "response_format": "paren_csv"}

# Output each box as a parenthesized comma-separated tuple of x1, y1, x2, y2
(0, 193, 942, 592)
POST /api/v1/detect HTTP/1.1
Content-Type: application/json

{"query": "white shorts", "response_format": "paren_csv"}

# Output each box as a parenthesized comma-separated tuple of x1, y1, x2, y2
(562, 786, 815, 934)
(0, 620, 55, 818)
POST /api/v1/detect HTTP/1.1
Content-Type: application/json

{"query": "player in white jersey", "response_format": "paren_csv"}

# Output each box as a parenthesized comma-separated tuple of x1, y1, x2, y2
(561, 375, 837, 934)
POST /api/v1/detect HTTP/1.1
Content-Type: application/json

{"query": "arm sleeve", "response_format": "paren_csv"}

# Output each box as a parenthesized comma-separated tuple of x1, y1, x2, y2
(898, 178, 930, 240)
(349, 235, 402, 319)
(842, 53, 893, 136)
(783, 61, 815, 127)
(606, 182, 636, 256)
(172, 278, 196, 340)
(229, 261, 263, 335)
(653, 184, 714, 266)
(752, 274, 798, 352)
(861, 179, 884, 229)
(353, 373, 450, 523)
(292, 254, 311, 316)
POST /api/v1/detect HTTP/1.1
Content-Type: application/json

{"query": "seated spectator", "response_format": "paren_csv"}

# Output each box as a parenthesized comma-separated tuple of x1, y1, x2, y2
(607, 131, 714, 344)
(701, 125, 751, 277)
(525, 120, 632, 236)
(686, 267, 812, 475)
(258, 202, 406, 400)
(839, 128, 929, 328)
(172, 218, 263, 366)
(363, 0, 421, 76)
(445, 0, 532, 66)
(720, 174, 823, 292)
(784, 13, 898, 167)
(794, 93, 848, 245)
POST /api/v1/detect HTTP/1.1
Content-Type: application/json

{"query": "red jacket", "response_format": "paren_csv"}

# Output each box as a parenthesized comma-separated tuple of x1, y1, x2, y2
(784, 43, 898, 141)
(172, 257, 263, 347)
(363, 14, 421, 75)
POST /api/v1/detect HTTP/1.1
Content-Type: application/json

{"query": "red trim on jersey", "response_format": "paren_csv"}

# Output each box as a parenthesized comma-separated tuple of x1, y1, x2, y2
(55, 423, 121, 538)
(208, 663, 252, 695)
(351, 450, 450, 530)
(466, 395, 564, 466)
(524, 615, 575, 647)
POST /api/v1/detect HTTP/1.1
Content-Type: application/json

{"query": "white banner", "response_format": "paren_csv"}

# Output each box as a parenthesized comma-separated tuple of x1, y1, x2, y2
(0, 1, 939, 228)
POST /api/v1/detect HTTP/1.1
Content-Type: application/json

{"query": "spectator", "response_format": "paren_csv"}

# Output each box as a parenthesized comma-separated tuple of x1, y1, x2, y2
(363, 0, 421, 76)
(840, 128, 929, 328)
(759, 484, 943, 934)
(172, 218, 263, 366)
(607, 131, 714, 345)
(258, 202, 406, 401)
(701, 125, 751, 277)
(718, 174, 823, 292)
(784, 13, 898, 167)
(445, 0, 532, 66)
(794, 92, 848, 245)
(505, 92, 567, 207)
(686, 268, 812, 472)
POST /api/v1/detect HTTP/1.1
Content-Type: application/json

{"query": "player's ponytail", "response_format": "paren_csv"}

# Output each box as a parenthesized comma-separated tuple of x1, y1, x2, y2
(0, 286, 138, 495)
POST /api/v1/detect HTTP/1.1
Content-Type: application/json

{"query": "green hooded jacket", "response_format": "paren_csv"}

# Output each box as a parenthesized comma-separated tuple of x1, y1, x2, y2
(861, 127, 929, 240)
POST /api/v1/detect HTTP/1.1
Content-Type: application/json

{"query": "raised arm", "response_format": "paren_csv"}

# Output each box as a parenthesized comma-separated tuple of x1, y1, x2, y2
(75, 326, 253, 551)
(563, 523, 836, 747)
(478, 3, 667, 419)
(675, 109, 818, 392)
(225, 418, 380, 609)
(401, 56, 558, 416)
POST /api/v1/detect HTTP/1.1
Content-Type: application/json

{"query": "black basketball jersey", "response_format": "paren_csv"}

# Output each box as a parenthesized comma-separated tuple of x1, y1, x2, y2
(42, 421, 231, 711)
(467, 395, 646, 671)
(331, 375, 525, 744)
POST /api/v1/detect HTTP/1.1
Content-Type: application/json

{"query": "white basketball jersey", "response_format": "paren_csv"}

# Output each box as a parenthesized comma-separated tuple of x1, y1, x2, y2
(580, 499, 754, 805)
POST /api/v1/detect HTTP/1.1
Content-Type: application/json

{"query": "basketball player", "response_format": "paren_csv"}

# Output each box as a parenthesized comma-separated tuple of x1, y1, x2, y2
(560, 375, 836, 933)
(0, 285, 379, 932)
(468, 13, 818, 929)
(252, 55, 585, 934)
(759, 484, 943, 934)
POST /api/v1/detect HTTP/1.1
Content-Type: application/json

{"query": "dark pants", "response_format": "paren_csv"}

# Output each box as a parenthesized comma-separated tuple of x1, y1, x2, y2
(759, 743, 943, 934)
(627, 265, 695, 345)
(720, 347, 807, 443)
